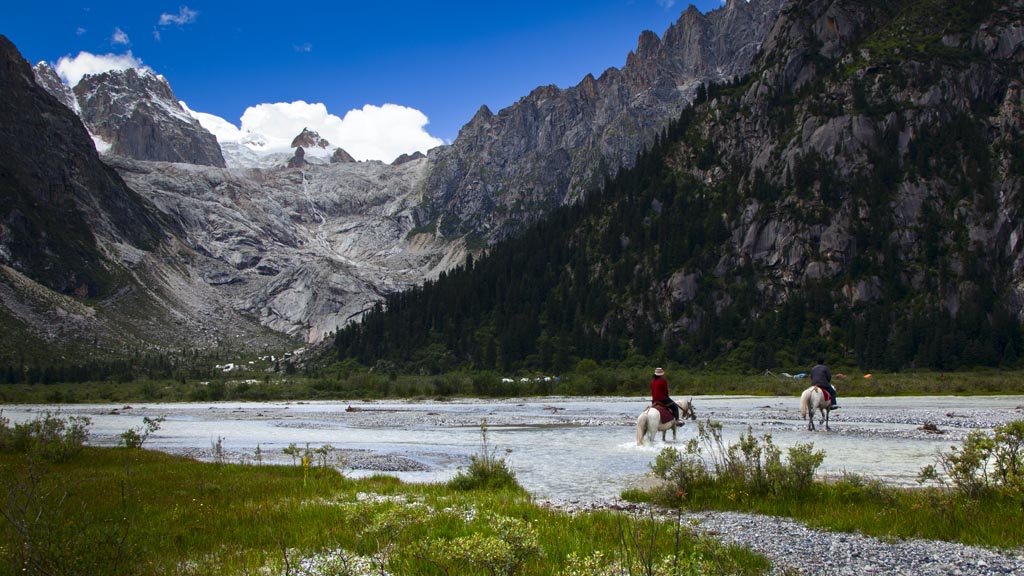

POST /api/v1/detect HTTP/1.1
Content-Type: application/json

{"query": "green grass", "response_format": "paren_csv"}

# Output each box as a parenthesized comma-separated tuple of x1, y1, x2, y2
(2, 368, 1023, 405)
(0, 447, 769, 576)
(626, 419, 1024, 551)
(632, 474, 1024, 550)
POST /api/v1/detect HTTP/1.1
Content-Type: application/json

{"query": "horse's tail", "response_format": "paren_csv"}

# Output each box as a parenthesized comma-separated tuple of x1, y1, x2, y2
(636, 410, 647, 445)
(799, 389, 809, 419)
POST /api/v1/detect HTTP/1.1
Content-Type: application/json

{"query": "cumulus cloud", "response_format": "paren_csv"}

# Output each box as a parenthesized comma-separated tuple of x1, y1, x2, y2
(54, 51, 147, 87)
(159, 6, 198, 26)
(186, 100, 443, 163)
(179, 101, 244, 141)
(111, 27, 130, 45)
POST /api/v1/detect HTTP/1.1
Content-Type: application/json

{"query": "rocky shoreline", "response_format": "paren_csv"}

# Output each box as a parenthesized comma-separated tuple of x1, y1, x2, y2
(541, 498, 1024, 576)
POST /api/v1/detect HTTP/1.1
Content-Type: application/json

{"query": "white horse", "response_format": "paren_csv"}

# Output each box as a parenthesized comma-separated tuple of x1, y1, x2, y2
(636, 398, 696, 445)
(800, 385, 836, 431)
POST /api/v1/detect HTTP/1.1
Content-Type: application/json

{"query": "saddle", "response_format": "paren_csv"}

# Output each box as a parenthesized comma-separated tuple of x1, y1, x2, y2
(814, 385, 832, 404)
(650, 403, 675, 423)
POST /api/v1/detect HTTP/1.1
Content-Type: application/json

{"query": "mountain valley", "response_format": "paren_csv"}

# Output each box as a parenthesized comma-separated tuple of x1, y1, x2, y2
(3, 0, 1023, 377)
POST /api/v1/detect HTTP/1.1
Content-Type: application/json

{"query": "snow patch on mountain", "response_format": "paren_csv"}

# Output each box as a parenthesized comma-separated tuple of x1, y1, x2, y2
(91, 134, 112, 154)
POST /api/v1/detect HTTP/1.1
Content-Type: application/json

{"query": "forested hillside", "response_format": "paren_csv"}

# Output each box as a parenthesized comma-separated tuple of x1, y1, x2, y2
(335, 0, 1024, 374)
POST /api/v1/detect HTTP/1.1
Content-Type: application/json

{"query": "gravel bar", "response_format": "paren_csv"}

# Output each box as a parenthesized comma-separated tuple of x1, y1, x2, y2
(541, 499, 1024, 575)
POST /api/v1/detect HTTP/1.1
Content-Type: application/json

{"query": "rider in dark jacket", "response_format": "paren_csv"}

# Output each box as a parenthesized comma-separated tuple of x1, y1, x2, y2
(811, 358, 838, 409)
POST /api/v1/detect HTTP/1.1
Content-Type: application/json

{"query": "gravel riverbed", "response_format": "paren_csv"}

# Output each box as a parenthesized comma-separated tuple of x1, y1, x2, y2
(541, 498, 1024, 576)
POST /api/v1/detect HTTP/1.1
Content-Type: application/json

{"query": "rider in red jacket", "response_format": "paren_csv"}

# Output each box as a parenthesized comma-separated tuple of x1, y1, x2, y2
(651, 367, 684, 425)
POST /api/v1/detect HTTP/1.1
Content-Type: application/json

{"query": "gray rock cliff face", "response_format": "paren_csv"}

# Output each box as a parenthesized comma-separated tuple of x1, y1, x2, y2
(31, 61, 78, 113)
(70, 68, 226, 167)
(655, 0, 1024, 333)
(2, 35, 289, 358)
(112, 155, 457, 343)
(421, 0, 785, 240)
(1, 36, 164, 297)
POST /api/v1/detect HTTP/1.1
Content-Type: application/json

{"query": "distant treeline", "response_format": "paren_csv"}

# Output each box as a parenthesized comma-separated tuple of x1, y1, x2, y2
(1, 352, 225, 385)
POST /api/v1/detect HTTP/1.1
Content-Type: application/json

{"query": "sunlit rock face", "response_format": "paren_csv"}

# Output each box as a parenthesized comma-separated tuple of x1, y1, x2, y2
(112, 154, 460, 343)
(419, 0, 786, 241)
(71, 67, 226, 167)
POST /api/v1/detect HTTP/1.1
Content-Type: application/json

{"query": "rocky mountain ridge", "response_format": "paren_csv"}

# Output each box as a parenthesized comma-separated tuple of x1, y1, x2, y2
(33, 62, 225, 167)
(4, 35, 460, 356)
(599, 0, 1024, 366)
(332, 0, 1024, 373)
(420, 0, 785, 240)
(2, 38, 164, 299)
(2, 36, 292, 363)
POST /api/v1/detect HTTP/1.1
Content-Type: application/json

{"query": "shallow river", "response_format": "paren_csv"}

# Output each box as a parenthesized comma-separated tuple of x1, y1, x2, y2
(5, 395, 1023, 501)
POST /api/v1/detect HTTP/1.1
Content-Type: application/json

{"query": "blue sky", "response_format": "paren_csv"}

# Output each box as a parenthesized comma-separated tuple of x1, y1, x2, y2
(5, 1, 725, 158)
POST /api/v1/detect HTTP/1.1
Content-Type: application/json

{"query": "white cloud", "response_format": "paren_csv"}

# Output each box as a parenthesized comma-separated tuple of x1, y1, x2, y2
(179, 101, 244, 141)
(186, 100, 443, 163)
(159, 6, 198, 26)
(153, 29, 162, 41)
(111, 27, 130, 45)
(657, 0, 677, 8)
(76, 27, 87, 36)
(54, 51, 147, 87)
(293, 42, 313, 53)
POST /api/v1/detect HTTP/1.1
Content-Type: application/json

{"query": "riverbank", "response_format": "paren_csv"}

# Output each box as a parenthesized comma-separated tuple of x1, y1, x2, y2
(5, 402, 1023, 575)
(544, 498, 1024, 575)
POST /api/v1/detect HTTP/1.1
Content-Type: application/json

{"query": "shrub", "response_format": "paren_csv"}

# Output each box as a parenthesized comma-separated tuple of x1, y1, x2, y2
(118, 416, 164, 449)
(787, 442, 827, 491)
(413, 513, 540, 576)
(650, 445, 711, 500)
(648, 419, 824, 504)
(0, 411, 90, 463)
(448, 419, 522, 492)
(921, 419, 1024, 497)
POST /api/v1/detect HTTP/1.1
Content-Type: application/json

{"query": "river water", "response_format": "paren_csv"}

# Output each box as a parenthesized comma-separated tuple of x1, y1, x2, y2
(4, 395, 1023, 501)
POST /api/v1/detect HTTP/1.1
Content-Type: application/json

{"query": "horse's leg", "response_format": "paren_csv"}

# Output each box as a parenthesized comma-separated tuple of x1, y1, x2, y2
(825, 409, 831, 431)
(637, 412, 649, 445)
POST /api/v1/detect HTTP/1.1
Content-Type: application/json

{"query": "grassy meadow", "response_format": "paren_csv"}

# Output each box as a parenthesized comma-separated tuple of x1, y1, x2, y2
(0, 446, 768, 576)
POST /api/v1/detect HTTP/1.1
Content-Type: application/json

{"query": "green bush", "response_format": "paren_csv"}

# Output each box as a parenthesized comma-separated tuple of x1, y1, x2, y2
(0, 411, 90, 463)
(448, 420, 522, 492)
(921, 419, 1024, 497)
(118, 416, 164, 449)
(648, 419, 824, 504)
